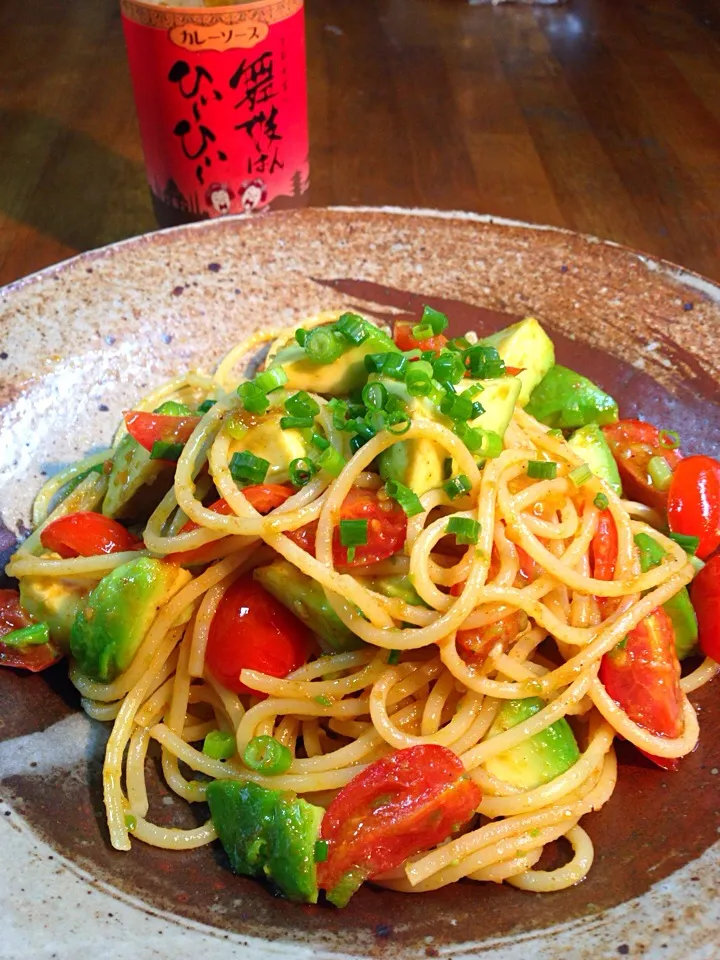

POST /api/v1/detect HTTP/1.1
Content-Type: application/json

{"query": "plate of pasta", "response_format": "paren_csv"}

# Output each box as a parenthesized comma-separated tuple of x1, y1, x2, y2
(1, 207, 719, 960)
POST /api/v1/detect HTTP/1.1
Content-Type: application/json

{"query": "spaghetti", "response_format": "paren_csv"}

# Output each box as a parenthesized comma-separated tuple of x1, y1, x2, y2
(4, 307, 717, 906)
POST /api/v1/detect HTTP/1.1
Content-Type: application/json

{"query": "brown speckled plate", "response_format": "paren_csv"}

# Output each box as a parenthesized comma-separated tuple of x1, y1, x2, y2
(1, 208, 719, 960)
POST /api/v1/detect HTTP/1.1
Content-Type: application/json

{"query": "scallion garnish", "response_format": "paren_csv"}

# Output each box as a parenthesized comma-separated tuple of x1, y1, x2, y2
(452, 421, 484, 452)
(362, 381, 388, 411)
(365, 353, 408, 380)
(202, 730, 236, 760)
(335, 312, 369, 345)
(0, 623, 50, 648)
(421, 305, 449, 335)
(386, 412, 411, 435)
(463, 344, 506, 379)
(527, 460, 558, 480)
(406, 368, 433, 398)
(229, 450, 270, 485)
(289, 457, 317, 487)
(569, 463, 592, 486)
(385, 479, 424, 517)
(444, 474, 472, 500)
(285, 391, 320, 418)
(150, 440, 184, 461)
(295, 328, 308, 347)
(280, 415, 314, 430)
(593, 492, 609, 510)
(317, 445, 346, 477)
(446, 516, 481, 546)
(412, 322, 434, 342)
(314, 840, 330, 863)
(387, 649, 401, 665)
(349, 435, 367, 454)
(658, 429, 681, 450)
(237, 380, 270, 414)
(304, 326, 344, 364)
(441, 392, 474, 421)
(243, 735, 292, 775)
(669, 531, 700, 555)
(197, 399, 216, 414)
(648, 455, 673, 491)
(310, 432, 330, 451)
(254, 366, 288, 394)
(339, 519, 368, 547)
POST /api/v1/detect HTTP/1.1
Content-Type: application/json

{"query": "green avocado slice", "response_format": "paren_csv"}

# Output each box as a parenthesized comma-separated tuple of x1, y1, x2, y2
(526, 365, 618, 430)
(634, 532, 698, 660)
(69, 556, 191, 681)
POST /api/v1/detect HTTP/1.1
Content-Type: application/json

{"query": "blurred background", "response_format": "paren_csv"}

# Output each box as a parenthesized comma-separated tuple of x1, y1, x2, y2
(2, 0, 720, 286)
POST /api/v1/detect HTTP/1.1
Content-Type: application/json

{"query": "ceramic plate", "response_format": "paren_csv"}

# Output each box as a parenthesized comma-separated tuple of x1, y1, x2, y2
(1, 208, 719, 960)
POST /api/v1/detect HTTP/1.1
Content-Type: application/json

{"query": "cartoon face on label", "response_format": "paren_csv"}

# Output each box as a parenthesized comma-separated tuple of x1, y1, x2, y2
(240, 178, 268, 212)
(206, 183, 235, 215)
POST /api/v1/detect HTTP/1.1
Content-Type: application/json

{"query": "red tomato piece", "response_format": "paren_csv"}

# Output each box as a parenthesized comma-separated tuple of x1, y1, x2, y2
(590, 509, 618, 581)
(205, 574, 311, 695)
(317, 744, 481, 902)
(286, 488, 408, 568)
(690, 553, 720, 662)
(456, 611, 528, 667)
(40, 511, 143, 559)
(602, 420, 683, 513)
(124, 411, 201, 453)
(667, 455, 720, 560)
(599, 607, 683, 771)
(393, 321, 448, 355)
(0, 590, 61, 672)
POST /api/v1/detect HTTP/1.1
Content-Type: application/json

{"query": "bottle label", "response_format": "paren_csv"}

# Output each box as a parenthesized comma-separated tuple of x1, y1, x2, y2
(121, 0, 309, 219)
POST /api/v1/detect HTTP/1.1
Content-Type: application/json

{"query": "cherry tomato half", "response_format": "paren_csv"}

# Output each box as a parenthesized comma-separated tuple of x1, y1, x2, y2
(317, 744, 481, 904)
(124, 411, 201, 453)
(690, 553, 720, 662)
(393, 321, 448, 355)
(0, 590, 61, 672)
(40, 511, 143, 559)
(599, 607, 682, 771)
(590, 509, 618, 582)
(205, 574, 311, 695)
(287, 488, 408, 568)
(602, 420, 683, 513)
(667, 455, 720, 560)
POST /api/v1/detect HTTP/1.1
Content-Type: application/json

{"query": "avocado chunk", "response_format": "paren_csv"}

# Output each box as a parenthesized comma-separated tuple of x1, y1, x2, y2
(567, 423, 622, 496)
(69, 556, 192, 681)
(484, 697, 580, 790)
(20, 577, 90, 654)
(481, 317, 555, 407)
(377, 375, 521, 495)
(102, 401, 192, 521)
(525, 365, 619, 430)
(254, 560, 363, 653)
(269, 321, 399, 395)
(206, 779, 324, 904)
(634, 533, 698, 660)
(365, 574, 426, 607)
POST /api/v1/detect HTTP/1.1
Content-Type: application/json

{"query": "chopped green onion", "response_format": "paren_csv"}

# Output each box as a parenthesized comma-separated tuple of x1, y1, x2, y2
(464, 345, 505, 379)
(412, 322, 434, 342)
(365, 352, 408, 379)
(285, 390, 320, 417)
(125, 814, 137, 831)
(689, 555, 705, 574)
(569, 463, 592, 486)
(280, 415, 314, 430)
(314, 695, 333, 707)
(339, 519, 368, 548)
(197, 399, 216, 414)
(386, 413, 411, 435)
(295, 328, 308, 347)
(441, 392, 474, 421)
(349, 435, 367, 454)
(470, 400, 485, 419)
(594, 492, 609, 510)
(658, 429, 681, 450)
(477, 430, 503, 459)
(224, 413, 248, 440)
(304, 326, 344, 364)
(527, 460, 558, 480)
(443, 458, 453, 480)
(202, 730, 236, 760)
(446, 516, 481, 546)
(314, 840, 330, 863)
(387, 650, 401, 665)
(548, 428, 564, 439)
(150, 440, 184, 461)
(444, 474, 472, 500)
(327, 397, 349, 430)
(406, 368, 433, 397)
(237, 380, 270, 414)
(349, 419, 376, 442)
(421, 305, 449, 335)
(289, 457, 317, 488)
(310, 432, 330, 451)
(648, 455, 673, 491)
(155, 400, 193, 416)
(242, 735, 292, 775)
(335, 312, 369, 345)
(0, 623, 50, 648)
(362, 381, 388, 411)
(317, 446, 346, 477)
(367, 410, 388, 434)
(669, 531, 700, 556)
(255, 366, 288, 394)
(452, 422, 484, 453)
(385, 479, 424, 517)
(229, 450, 270, 485)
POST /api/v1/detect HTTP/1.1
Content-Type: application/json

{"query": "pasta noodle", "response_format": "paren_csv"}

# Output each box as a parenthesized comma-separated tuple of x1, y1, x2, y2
(7, 308, 716, 904)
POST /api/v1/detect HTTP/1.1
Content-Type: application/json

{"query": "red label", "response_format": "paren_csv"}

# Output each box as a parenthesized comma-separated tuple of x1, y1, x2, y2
(121, 0, 308, 219)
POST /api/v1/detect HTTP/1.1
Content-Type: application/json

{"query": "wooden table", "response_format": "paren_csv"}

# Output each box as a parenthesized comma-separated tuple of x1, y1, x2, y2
(2, 0, 720, 287)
